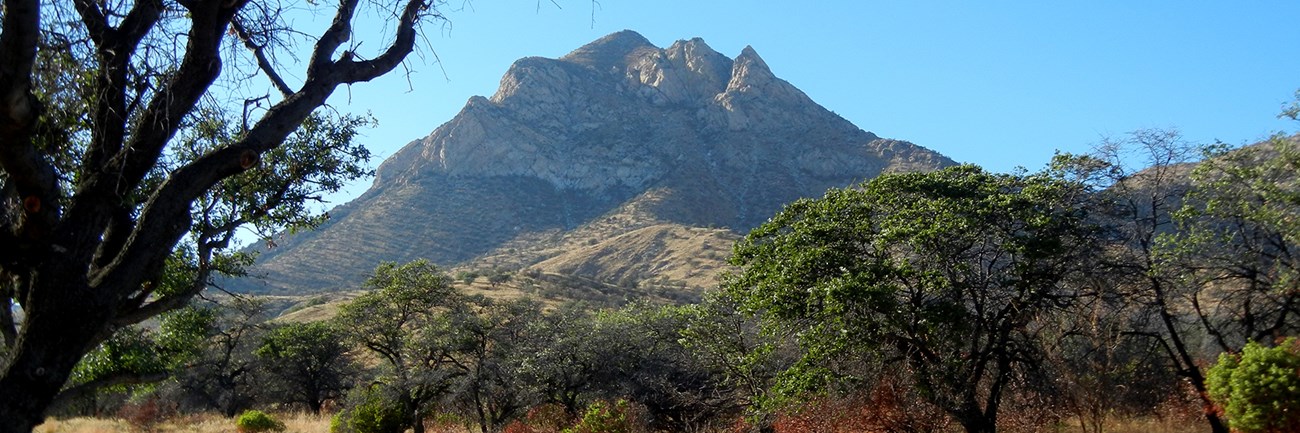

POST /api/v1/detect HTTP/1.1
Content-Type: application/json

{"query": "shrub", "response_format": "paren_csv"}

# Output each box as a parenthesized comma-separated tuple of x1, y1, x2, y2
(331, 388, 408, 433)
(561, 400, 645, 433)
(1207, 338, 1300, 433)
(527, 404, 573, 432)
(236, 410, 286, 433)
(503, 404, 573, 433)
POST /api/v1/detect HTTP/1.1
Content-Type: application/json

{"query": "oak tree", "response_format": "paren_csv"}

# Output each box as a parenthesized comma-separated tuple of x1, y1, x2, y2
(725, 165, 1099, 433)
(255, 321, 358, 415)
(0, 0, 437, 429)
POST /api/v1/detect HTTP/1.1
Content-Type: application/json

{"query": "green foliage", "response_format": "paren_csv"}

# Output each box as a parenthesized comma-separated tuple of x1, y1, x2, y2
(335, 259, 459, 367)
(724, 165, 1099, 428)
(256, 321, 345, 364)
(236, 410, 286, 433)
(456, 270, 481, 284)
(335, 261, 463, 430)
(1154, 135, 1300, 351)
(69, 328, 167, 392)
(488, 271, 513, 287)
(562, 400, 642, 433)
(1207, 339, 1300, 433)
(332, 388, 409, 433)
(68, 305, 215, 394)
(255, 321, 356, 413)
(156, 306, 218, 362)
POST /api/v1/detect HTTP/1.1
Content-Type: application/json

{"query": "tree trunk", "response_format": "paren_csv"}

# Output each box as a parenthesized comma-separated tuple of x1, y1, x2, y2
(1203, 407, 1230, 433)
(957, 416, 997, 433)
(0, 280, 111, 433)
(411, 406, 425, 433)
(953, 404, 998, 433)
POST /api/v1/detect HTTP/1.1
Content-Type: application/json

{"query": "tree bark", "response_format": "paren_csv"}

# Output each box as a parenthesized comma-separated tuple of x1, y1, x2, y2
(0, 276, 112, 433)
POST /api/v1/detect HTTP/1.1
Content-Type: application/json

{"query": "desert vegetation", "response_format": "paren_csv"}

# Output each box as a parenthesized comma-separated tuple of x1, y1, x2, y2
(23, 127, 1299, 433)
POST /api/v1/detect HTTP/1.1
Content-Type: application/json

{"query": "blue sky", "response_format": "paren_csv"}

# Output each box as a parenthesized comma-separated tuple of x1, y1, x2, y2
(317, 1, 1300, 202)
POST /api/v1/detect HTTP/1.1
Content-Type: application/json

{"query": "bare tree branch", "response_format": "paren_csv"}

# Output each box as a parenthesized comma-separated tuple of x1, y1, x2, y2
(232, 19, 294, 97)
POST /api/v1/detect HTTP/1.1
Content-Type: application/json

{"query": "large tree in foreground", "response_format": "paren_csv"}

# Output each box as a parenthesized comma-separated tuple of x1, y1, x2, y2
(0, 0, 437, 429)
(724, 165, 1099, 433)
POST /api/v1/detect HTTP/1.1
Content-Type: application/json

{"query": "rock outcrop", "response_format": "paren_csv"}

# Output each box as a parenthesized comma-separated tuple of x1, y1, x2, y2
(240, 30, 954, 294)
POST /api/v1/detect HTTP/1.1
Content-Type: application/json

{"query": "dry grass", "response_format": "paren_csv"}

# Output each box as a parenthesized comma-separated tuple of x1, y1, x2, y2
(1081, 416, 1209, 433)
(34, 412, 1209, 433)
(35, 412, 336, 433)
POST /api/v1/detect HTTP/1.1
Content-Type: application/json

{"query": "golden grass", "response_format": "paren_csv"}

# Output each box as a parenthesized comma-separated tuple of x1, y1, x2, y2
(35, 412, 336, 433)
(1084, 416, 1209, 433)
(34, 412, 1209, 433)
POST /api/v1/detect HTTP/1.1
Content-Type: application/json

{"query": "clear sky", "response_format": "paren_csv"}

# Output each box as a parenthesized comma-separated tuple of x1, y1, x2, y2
(316, 1, 1300, 202)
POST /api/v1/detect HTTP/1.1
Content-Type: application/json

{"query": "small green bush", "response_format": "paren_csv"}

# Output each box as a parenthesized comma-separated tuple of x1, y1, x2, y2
(1207, 338, 1300, 433)
(236, 410, 285, 433)
(562, 399, 643, 433)
(331, 388, 407, 433)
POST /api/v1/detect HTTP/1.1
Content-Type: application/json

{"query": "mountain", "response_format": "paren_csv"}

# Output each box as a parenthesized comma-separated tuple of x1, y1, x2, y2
(237, 30, 955, 295)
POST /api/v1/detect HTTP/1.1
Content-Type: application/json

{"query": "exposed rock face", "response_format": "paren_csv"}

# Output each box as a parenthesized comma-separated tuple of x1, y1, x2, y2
(241, 30, 955, 294)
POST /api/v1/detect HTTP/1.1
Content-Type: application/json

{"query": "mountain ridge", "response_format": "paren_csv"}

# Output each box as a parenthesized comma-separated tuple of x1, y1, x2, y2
(238, 30, 955, 295)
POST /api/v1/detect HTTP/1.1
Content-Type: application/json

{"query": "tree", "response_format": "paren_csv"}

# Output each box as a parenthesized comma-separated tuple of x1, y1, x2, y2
(442, 296, 542, 433)
(255, 321, 358, 415)
(1056, 128, 1300, 433)
(724, 165, 1099, 433)
(0, 0, 437, 429)
(1158, 136, 1300, 349)
(172, 296, 268, 417)
(679, 291, 792, 427)
(1046, 131, 1212, 431)
(516, 303, 603, 415)
(335, 260, 461, 433)
(609, 304, 740, 430)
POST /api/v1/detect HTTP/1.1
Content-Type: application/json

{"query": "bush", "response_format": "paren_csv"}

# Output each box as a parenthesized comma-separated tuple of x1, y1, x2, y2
(331, 388, 408, 433)
(527, 404, 573, 432)
(562, 400, 645, 433)
(1207, 338, 1300, 433)
(236, 410, 286, 433)
(503, 404, 573, 433)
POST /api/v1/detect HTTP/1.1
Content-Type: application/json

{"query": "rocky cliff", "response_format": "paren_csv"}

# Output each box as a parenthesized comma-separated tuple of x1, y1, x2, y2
(240, 30, 955, 294)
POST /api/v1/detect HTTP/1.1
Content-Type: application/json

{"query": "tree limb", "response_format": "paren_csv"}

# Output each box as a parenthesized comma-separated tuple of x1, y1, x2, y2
(232, 19, 294, 97)
(0, 0, 58, 244)
(309, 0, 361, 74)
(94, 0, 427, 302)
(74, 0, 164, 177)
(50, 370, 169, 410)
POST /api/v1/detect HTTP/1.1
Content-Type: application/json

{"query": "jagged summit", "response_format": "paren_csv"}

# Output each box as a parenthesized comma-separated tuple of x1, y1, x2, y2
(241, 32, 955, 294)
(560, 29, 657, 68)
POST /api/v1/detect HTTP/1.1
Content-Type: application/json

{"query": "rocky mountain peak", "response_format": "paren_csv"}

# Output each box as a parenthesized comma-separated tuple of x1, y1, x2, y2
(715, 44, 811, 120)
(560, 29, 657, 69)
(244, 32, 955, 294)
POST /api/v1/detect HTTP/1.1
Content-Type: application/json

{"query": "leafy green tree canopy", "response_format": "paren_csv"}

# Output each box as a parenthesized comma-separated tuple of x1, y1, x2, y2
(725, 165, 1099, 433)
(255, 321, 357, 414)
